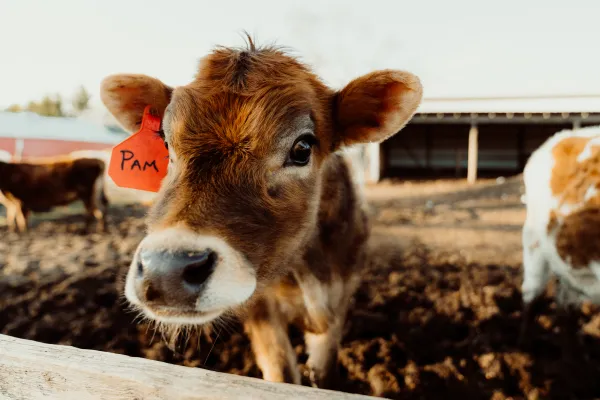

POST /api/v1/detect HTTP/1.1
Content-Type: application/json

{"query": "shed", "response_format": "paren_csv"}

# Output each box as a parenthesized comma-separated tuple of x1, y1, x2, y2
(0, 111, 125, 161)
(363, 95, 600, 183)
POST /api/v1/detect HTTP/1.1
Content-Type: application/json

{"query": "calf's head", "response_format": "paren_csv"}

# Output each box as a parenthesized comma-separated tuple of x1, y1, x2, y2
(101, 41, 422, 325)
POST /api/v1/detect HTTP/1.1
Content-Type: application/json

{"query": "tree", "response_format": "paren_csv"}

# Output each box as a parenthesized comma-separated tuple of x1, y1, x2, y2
(7, 90, 83, 118)
(26, 100, 41, 114)
(5, 104, 22, 112)
(72, 86, 91, 114)
(26, 94, 64, 117)
(53, 94, 63, 116)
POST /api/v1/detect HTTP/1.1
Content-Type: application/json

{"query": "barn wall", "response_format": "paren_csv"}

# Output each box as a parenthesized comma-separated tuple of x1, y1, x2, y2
(0, 137, 16, 155)
(382, 122, 572, 179)
(0, 136, 114, 161)
(21, 139, 112, 159)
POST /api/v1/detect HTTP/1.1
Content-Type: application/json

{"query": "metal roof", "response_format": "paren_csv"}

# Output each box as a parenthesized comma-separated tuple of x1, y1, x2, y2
(417, 95, 600, 114)
(0, 111, 125, 144)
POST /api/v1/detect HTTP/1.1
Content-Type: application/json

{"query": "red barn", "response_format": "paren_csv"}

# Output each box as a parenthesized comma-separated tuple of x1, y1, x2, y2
(0, 111, 125, 162)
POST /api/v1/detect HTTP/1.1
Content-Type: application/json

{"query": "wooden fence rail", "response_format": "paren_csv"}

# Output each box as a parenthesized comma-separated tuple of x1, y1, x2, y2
(0, 334, 379, 400)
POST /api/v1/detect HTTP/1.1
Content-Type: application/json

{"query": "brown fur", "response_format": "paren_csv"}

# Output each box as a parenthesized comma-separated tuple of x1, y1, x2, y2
(547, 136, 600, 268)
(101, 39, 422, 388)
(550, 137, 600, 204)
(0, 159, 108, 233)
(556, 206, 600, 268)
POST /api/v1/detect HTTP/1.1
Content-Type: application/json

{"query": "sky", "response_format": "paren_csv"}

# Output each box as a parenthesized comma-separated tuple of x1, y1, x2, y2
(1, 0, 600, 113)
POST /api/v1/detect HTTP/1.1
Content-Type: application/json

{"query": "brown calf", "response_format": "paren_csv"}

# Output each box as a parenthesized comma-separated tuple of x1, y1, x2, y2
(0, 158, 108, 233)
(101, 39, 422, 388)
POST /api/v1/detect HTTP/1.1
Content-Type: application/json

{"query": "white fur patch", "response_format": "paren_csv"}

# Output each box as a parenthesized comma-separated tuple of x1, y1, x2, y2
(295, 272, 345, 325)
(584, 186, 598, 202)
(576, 136, 600, 162)
(139, 308, 223, 326)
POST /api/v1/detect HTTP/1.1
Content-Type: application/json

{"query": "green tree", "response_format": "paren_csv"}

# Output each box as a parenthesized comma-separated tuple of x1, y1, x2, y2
(53, 94, 63, 116)
(26, 94, 64, 117)
(26, 100, 41, 114)
(72, 86, 91, 114)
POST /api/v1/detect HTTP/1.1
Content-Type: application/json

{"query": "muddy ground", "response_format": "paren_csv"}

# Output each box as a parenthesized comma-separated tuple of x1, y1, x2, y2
(2, 177, 600, 399)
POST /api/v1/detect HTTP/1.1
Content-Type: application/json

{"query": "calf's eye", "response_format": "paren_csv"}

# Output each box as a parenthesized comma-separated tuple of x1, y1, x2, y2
(287, 136, 315, 166)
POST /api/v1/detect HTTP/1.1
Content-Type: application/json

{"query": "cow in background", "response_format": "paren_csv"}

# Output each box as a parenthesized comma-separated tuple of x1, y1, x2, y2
(520, 125, 600, 350)
(0, 157, 108, 233)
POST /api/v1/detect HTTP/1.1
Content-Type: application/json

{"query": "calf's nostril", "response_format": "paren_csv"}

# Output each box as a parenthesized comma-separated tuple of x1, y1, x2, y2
(182, 251, 217, 286)
(144, 281, 162, 303)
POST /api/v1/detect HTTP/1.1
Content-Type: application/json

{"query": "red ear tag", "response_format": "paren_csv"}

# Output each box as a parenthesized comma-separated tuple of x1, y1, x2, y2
(108, 106, 169, 192)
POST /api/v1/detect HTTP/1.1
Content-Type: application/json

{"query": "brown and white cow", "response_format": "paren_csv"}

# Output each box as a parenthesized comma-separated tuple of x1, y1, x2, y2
(520, 125, 600, 344)
(100, 39, 422, 387)
(0, 158, 108, 233)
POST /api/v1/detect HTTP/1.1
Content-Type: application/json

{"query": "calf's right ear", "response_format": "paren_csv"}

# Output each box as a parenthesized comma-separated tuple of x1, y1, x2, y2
(100, 74, 172, 132)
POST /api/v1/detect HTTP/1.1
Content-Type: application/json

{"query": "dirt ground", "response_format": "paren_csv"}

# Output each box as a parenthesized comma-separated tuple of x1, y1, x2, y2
(2, 176, 600, 399)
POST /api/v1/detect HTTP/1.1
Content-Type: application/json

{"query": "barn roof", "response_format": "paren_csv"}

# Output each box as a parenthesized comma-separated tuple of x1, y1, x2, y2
(0, 111, 125, 144)
(417, 95, 600, 114)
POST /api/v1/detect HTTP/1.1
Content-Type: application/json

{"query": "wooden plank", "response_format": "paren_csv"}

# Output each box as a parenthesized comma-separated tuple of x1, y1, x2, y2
(0, 334, 378, 400)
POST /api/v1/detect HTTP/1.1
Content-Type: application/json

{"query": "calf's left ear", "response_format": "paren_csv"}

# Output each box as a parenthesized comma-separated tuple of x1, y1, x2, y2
(100, 74, 173, 133)
(334, 70, 423, 147)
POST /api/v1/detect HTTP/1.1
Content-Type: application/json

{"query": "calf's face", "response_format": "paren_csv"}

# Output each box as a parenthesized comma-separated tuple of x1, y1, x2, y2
(101, 44, 422, 325)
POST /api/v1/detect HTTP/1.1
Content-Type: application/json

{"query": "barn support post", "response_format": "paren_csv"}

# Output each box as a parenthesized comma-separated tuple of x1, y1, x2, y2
(467, 122, 479, 184)
(366, 142, 381, 183)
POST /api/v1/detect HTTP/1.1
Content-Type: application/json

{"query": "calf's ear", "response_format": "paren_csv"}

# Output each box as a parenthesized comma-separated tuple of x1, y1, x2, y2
(334, 70, 422, 147)
(100, 74, 172, 132)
